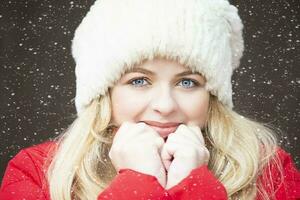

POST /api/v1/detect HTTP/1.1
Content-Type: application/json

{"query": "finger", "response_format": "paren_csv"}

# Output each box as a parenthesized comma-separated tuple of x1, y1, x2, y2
(161, 141, 177, 171)
(166, 128, 207, 161)
(203, 147, 210, 164)
(118, 121, 149, 142)
(111, 121, 132, 144)
(174, 124, 201, 145)
(165, 132, 189, 146)
(178, 123, 205, 145)
(186, 123, 205, 145)
(155, 137, 165, 153)
(162, 157, 171, 171)
(138, 123, 164, 143)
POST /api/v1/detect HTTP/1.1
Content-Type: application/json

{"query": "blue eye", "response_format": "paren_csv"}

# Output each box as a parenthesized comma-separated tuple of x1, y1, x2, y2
(178, 79, 198, 88)
(130, 78, 149, 87)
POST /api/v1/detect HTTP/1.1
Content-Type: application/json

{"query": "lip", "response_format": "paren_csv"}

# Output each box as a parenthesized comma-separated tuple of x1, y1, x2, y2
(143, 121, 181, 138)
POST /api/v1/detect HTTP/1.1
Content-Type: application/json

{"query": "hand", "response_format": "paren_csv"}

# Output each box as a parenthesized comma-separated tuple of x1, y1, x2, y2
(108, 122, 167, 187)
(161, 124, 210, 189)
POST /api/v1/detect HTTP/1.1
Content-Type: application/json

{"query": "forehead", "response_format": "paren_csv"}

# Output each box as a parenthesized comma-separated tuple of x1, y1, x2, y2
(125, 58, 196, 73)
(124, 58, 206, 80)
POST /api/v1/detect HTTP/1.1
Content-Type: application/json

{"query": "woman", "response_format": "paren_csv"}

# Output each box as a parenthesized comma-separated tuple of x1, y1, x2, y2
(1, 0, 299, 199)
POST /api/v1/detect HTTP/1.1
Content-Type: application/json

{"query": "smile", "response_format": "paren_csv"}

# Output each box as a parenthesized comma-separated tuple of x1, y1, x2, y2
(142, 121, 181, 139)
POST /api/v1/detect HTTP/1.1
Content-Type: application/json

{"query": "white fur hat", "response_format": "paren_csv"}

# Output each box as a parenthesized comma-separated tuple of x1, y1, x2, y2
(72, 0, 244, 116)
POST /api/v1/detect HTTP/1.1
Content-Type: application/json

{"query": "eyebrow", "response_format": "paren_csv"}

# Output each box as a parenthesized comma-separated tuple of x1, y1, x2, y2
(126, 68, 155, 75)
(126, 68, 203, 78)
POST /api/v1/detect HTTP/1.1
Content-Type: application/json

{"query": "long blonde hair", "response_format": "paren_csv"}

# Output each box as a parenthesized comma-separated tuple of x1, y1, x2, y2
(46, 92, 283, 200)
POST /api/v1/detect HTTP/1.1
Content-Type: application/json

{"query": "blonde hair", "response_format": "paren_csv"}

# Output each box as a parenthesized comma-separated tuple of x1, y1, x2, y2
(46, 93, 283, 200)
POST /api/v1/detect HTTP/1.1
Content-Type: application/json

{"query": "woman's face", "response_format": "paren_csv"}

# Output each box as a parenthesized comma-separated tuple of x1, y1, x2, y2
(110, 58, 210, 139)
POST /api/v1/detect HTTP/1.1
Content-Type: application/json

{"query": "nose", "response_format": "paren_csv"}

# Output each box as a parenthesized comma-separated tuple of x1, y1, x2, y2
(149, 85, 178, 115)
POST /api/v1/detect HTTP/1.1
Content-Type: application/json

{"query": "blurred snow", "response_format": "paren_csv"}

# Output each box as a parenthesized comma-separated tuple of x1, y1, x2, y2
(0, 0, 299, 182)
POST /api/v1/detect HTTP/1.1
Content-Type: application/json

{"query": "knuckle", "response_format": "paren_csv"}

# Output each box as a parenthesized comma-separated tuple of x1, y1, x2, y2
(138, 133, 152, 142)
(154, 137, 164, 146)
(167, 132, 176, 139)
(198, 146, 210, 159)
(122, 121, 131, 127)
(187, 147, 198, 156)
(177, 124, 186, 131)
(166, 134, 176, 143)
(119, 121, 131, 131)
(175, 124, 190, 136)
(110, 146, 120, 155)
(136, 122, 147, 130)
(164, 142, 176, 154)
(108, 151, 112, 159)
(204, 148, 210, 157)
(108, 149, 116, 159)
(111, 144, 128, 156)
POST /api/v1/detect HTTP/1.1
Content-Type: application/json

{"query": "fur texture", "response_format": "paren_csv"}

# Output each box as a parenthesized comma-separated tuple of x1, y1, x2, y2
(72, 0, 244, 115)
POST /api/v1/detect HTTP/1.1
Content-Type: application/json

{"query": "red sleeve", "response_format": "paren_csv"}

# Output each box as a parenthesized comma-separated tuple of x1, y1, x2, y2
(97, 169, 172, 200)
(256, 148, 300, 200)
(167, 165, 227, 200)
(0, 149, 49, 200)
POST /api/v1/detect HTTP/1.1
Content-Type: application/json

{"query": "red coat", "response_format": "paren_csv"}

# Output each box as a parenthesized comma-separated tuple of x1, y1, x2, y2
(0, 140, 299, 200)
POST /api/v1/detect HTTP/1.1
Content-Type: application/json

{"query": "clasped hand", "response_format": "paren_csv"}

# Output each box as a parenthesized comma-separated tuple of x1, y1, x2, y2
(108, 122, 210, 189)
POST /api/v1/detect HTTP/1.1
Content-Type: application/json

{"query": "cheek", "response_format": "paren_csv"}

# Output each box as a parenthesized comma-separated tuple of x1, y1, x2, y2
(178, 91, 210, 126)
(111, 88, 147, 123)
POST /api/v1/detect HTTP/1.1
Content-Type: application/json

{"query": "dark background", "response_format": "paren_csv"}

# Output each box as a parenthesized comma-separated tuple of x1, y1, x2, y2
(1, 0, 299, 182)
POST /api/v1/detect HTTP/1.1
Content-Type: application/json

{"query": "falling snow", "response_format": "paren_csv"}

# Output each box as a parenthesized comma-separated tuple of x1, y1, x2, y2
(1, 0, 299, 183)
